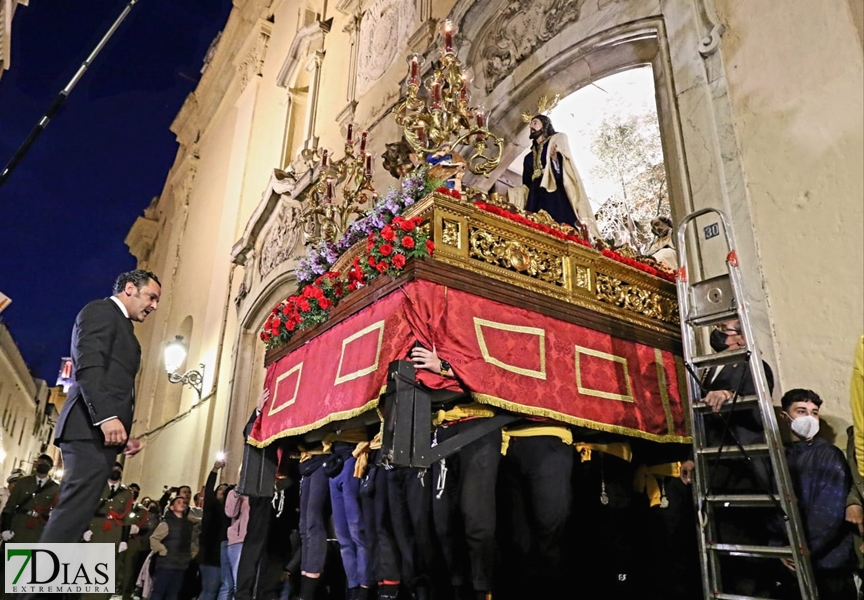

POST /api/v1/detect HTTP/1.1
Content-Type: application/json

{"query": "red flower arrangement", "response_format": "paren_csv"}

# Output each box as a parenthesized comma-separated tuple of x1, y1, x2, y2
(363, 215, 434, 280)
(260, 271, 347, 347)
(260, 217, 435, 349)
(473, 201, 592, 248)
(434, 186, 462, 200)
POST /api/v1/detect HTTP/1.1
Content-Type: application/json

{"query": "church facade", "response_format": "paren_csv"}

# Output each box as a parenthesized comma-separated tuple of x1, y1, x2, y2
(123, 0, 864, 492)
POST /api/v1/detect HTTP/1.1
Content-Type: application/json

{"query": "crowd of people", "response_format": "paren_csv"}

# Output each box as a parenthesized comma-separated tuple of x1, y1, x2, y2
(2, 269, 862, 600)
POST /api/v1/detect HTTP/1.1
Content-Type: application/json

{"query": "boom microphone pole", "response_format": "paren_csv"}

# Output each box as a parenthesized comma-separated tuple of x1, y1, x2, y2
(0, 0, 140, 189)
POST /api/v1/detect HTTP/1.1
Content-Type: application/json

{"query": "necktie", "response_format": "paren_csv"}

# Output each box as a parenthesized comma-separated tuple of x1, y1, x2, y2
(110, 485, 116, 494)
(36, 480, 43, 490)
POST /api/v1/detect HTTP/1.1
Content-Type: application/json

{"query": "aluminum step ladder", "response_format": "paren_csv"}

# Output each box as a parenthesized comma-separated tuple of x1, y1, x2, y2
(675, 208, 818, 600)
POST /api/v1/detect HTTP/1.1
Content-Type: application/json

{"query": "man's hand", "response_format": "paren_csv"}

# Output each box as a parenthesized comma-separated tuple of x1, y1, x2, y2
(1, 530, 14, 541)
(704, 390, 734, 413)
(780, 557, 796, 572)
(410, 346, 439, 372)
(124, 437, 143, 457)
(100, 419, 128, 446)
(680, 460, 695, 485)
(846, 504, 864, 536)
(213, 458, 227, 471)
(83, 530, 93, 542)
(118, 542, 128, 553)
(130, 524, 140, 535)
(257, 388, 270, 413)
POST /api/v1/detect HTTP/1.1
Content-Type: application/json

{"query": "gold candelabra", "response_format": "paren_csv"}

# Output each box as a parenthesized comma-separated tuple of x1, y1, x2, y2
(395, 20, 503, 177)
(301, 127, 378, 245)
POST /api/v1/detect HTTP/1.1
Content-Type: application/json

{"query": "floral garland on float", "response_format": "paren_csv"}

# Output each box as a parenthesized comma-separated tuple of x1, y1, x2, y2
(261, 168, 439, 349)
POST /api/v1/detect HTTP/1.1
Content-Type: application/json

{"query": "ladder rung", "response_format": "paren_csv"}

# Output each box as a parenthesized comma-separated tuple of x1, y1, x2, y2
(692, 395, 759, 413)
(713, 594, 779, 600)
(687, 308, 739, 328)
(691, 348, 750, 368)
(709, 543, 793, 558)
(696, 443, 770, 458)
(706, 493, 777, 507)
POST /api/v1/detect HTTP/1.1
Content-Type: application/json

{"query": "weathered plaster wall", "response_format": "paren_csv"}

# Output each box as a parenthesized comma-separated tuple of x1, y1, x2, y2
(716, 0, 864, 439)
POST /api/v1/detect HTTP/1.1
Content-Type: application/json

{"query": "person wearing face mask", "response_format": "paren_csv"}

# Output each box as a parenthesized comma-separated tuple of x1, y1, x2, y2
(679, 319, 777, 596)
(680, 319, 776, 487)
(772, 388, 858, 599)
(0, 454, 60, 545)
(82, 461, 136, 600)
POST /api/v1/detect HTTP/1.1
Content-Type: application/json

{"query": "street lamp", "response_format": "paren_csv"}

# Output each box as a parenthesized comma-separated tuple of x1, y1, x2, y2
(164, 335, 205, 399)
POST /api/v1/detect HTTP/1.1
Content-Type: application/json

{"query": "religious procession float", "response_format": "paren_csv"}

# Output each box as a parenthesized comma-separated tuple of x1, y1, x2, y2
(245, 21, 688, 479)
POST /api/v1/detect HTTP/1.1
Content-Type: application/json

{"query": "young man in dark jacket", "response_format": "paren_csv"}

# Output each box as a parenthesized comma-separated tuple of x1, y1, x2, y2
(150, 496, 199, 600)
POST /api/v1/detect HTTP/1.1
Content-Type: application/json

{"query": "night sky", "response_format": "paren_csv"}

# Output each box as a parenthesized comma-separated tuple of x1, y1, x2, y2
(0, 0, 233, 382)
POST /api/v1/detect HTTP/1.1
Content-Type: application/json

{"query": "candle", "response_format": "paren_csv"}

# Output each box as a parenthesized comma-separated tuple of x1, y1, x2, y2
(360, 131, 368, 153)
(431, 81, 442, 107)
(475, 107, 486, 140)
(460, 74, 469, 101)
(320, 148, 328, 168)
(346, 123, 354, 144)
(408, 55, 420, 86)
(415, 126, 427, 145)
(442, 20, 454, 53)
(364, 152, 373, 176)
(475, 109, 486, 128)
(325, 178, 334, 202)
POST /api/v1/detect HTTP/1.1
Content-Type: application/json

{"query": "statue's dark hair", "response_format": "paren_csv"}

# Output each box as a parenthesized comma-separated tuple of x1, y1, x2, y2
(531, 114, 556, 139)
(113, 269, 161, 295)
(653, 215, 673, 228)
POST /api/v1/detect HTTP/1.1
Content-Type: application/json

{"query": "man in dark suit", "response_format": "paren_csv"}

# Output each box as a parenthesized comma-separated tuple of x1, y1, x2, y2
(37, 269, 161, 546)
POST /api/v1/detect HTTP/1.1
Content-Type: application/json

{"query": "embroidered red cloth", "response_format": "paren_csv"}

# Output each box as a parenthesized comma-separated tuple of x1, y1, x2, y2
(250, 280, 689, 446)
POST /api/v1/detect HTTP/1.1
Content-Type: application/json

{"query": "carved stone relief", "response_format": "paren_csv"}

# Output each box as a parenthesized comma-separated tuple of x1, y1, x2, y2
(259, 199, 302, 278)
(479, 0, 585, 92)
(355, 0, 417, 97)
(238, 26, 271, 92)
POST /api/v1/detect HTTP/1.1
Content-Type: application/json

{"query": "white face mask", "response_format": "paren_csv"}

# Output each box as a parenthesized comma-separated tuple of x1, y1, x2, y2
(790, 415, 820, 440)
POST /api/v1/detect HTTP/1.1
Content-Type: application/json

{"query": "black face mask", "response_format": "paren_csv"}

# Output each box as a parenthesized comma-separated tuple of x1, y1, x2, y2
(35, 464, 51, 475)
(131, 490, 139, 500)
(109, 470, 122, 482)
(709, 329, 729, 352)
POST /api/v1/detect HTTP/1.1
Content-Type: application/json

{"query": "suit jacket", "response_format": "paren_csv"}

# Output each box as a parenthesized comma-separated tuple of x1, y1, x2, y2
(55, 298, 141, 444)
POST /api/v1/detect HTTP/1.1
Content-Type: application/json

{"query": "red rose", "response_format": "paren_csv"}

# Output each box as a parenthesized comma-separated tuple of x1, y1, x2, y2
(319, 297, 332, 310)
(401, 236, 415, 249)
(379, 243, 393, 257)
(297, 298, 311, 312)
(368, 256, 377, 266)
(425, 239, 435, 254)
(272, 317, 282, 329)
(435, 186, 451, 194)
(399, 219, 415, 232)
(260, 331, 270, 341)
(392, 253, 407, 269)
(381, 225, 396, 241)
(376, 261, 388, 273)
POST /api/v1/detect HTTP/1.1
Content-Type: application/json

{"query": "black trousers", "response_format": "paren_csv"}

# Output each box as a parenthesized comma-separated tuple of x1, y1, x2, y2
(498, 436, 573, 596)
(234, 496, 273, 600)
(388, 467, 434, 591)
(432, 420, 501, 592)
(39, 440, 117, 543)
